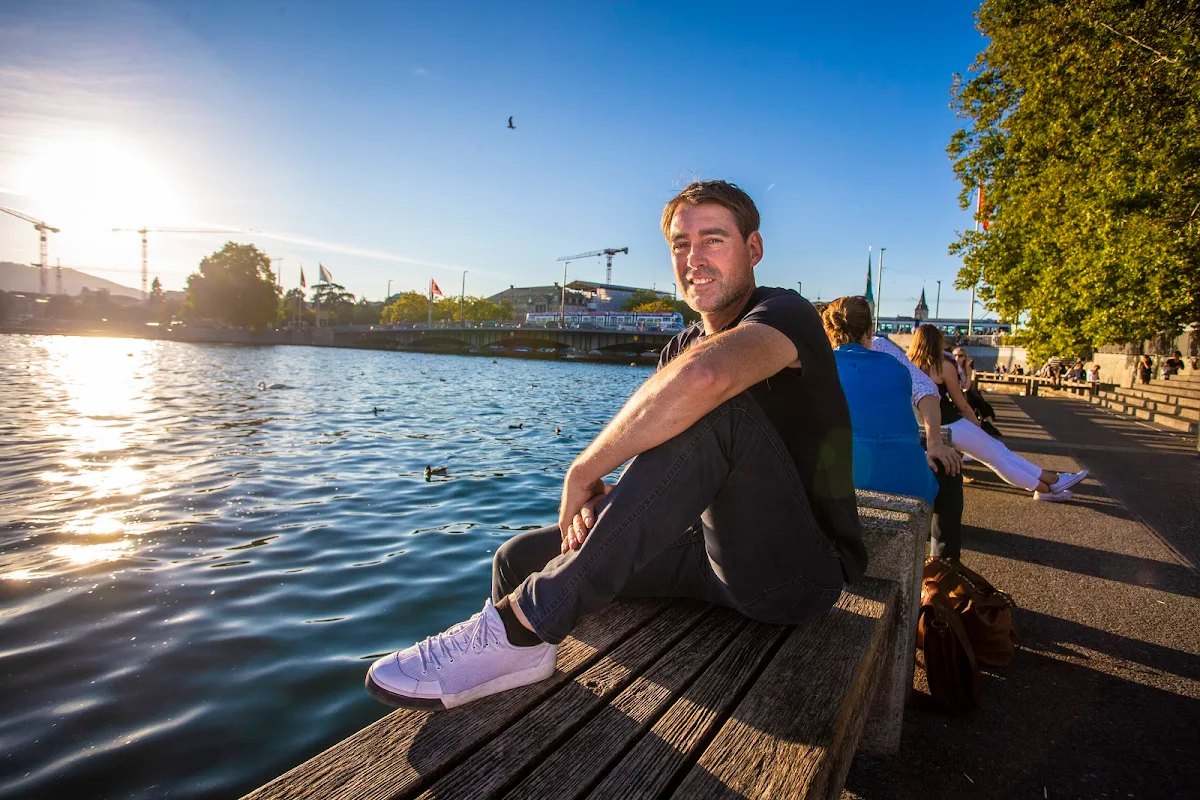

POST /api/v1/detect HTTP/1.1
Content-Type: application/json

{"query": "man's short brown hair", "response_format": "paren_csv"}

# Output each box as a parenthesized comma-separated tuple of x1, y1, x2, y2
(660, 180, 761, 241)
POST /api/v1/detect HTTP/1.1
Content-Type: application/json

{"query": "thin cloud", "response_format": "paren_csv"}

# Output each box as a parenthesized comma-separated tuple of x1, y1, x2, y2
(766, 182, 776, 192)
(247, 228, 494, 275)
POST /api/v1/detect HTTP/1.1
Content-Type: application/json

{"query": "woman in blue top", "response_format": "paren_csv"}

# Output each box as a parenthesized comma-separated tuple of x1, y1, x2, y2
(820, 296, 938, 505)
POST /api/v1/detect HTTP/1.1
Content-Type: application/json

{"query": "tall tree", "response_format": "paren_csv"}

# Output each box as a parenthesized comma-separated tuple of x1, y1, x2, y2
(948, 0, 1199, 360)
(181, 243, 280, 331)
(381, 291, 431, 323)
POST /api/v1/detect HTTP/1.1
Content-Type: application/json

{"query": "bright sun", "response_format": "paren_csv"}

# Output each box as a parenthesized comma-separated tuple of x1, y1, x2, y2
(8, 129, 190, 229)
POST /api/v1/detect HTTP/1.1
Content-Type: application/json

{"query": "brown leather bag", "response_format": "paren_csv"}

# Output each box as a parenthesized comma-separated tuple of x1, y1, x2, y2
(923, 557, 1020, 667)
(918, 578, 981, 713)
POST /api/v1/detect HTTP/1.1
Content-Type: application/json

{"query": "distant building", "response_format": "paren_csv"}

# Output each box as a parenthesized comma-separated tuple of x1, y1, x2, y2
(565, 280, 671, 312)
(914, 289, 929, 322)
(864, 253, 875, 315)
(487, 280, 671, 318)
(487, 284, 590, 320)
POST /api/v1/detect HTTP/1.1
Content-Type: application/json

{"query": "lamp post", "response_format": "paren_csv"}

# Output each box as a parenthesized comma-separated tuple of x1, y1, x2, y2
(935, 280, 941, 320)
(387, 279, 392, 303)
(874, 247, 886, 331)
(560, 262, 569, 327)
(797, 281, 802, 297)
(460, 271, 467, 325)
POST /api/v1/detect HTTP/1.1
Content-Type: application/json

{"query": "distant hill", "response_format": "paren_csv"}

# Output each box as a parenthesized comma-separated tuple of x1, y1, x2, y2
(0, 261, 144, 298)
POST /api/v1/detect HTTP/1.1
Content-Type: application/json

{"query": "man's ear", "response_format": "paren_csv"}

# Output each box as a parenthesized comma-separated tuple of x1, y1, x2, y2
(747, 231, 763, 267)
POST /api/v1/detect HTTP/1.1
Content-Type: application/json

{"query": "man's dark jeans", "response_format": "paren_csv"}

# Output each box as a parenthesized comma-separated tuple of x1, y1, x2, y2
(491, 393, 846, 645)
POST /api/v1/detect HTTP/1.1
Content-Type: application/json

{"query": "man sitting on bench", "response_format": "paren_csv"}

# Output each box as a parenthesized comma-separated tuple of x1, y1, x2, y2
(366, 180, 868, 710)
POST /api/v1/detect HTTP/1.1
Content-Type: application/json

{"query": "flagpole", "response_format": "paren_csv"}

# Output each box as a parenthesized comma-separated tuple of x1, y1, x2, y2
(428, 280, 433, 327)
(970, 184, 981, 338)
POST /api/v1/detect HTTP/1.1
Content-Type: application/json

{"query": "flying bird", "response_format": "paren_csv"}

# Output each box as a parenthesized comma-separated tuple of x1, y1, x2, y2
(507, 116, 515, 130)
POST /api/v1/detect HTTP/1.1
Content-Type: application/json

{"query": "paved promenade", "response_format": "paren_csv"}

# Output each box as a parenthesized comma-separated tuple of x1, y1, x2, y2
(844, 393, 1200, 799)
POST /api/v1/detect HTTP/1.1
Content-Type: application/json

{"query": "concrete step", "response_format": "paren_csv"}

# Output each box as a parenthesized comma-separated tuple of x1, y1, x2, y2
(1108, 393, 1200, 418)
(1113, 386, 1200, 408)
(1091, 395, 1198, 435)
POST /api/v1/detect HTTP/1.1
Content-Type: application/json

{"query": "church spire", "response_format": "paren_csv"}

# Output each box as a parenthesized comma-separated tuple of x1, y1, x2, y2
(914, 288, 929, 322)
(864, 248, 875, 311)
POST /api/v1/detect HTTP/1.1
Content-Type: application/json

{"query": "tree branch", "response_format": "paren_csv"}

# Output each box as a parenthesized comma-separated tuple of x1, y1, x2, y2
(1094, 20, 1179, 64)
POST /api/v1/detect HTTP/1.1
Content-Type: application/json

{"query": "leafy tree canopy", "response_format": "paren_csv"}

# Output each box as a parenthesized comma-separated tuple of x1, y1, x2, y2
(381, 292, 511, 324)
(620, 289, 699, 323)
(181, 243, 279, 331)
(949, 0, 1199, 360)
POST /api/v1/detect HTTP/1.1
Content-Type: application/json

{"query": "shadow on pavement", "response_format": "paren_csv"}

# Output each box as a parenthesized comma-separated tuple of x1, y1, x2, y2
(963, 525, 1200, 600)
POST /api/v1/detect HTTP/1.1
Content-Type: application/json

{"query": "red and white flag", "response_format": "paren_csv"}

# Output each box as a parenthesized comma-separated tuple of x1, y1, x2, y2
(300, 265, 306, 288)
(430, 278, 444, 298)
(978, 183, 990, 232)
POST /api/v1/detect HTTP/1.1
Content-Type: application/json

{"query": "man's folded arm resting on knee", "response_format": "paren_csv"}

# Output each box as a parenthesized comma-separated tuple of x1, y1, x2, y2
(560, 322, 800, 551)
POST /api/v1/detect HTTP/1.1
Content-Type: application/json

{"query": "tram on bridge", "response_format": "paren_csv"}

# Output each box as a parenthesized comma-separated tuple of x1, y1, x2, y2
(525, 311, 685, 332)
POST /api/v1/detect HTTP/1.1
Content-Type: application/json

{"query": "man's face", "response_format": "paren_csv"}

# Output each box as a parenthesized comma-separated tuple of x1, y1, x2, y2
(668, 203, 762, 317)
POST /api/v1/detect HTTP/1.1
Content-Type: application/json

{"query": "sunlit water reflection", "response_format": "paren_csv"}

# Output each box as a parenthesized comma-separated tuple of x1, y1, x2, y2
(0, 335, 650, 799)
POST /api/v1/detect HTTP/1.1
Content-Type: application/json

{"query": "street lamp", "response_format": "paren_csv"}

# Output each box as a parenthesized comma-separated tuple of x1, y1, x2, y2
(460, 270, 467, 325)
(873, 247, 886, 331)
(935, 280, 941, 320)
(387, 279, 392, 302)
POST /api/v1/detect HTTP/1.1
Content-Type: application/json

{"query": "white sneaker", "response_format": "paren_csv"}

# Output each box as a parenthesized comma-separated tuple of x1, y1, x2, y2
(1049, 469, 1089, 494)
(1034, 489, 1073, 502)
(366, 599, 557, 710)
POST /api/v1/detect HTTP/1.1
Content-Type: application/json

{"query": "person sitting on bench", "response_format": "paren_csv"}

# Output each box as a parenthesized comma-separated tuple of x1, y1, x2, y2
(366, 180, 867, 710)
(908, 324, 1088, 503)
(820, 295, 964, 558)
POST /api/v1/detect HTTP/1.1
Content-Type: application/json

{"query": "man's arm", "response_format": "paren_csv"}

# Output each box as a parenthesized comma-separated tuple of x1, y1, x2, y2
(871, 335, 937, 406)
(872, 335, 959, 475)
(559, 322, 798, 548)
(915, 394, 961, 475)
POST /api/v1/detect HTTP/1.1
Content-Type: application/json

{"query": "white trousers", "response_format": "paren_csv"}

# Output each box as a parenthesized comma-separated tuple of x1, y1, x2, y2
(947, 417, 1044, 491)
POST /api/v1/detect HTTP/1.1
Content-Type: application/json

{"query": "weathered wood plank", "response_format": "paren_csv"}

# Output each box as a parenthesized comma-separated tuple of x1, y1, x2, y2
(670, 577, 896, 800)
(413, 600, 712, 800)
(856, 496, 927, 755)
(586, 618, 793, 800)
(242, 598, 671, 800)
(505, 608, 748, 800)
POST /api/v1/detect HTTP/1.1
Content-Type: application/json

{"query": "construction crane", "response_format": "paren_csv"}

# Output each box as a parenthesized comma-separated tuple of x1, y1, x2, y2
(112, 227, 255, 300)
(556, 247, 629, 285)
(1, 206, 60, 295)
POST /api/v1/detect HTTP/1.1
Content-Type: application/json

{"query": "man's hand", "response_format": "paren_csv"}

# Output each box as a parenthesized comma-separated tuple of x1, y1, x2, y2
(926, 439, 962, 476)
(559, 470, 613, 554)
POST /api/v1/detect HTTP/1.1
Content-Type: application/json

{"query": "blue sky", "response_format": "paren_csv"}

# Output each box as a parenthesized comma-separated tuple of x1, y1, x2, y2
(0, 0, 989, 318)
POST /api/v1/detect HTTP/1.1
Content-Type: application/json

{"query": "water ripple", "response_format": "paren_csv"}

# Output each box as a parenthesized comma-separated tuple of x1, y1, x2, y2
(0, 334, 649, 799)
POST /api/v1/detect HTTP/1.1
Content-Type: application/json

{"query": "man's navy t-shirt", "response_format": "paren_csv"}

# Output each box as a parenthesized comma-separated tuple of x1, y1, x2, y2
(657, 287, 867, 583)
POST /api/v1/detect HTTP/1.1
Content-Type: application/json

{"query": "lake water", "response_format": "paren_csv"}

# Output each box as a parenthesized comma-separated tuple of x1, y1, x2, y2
(0, 335, 652, 799)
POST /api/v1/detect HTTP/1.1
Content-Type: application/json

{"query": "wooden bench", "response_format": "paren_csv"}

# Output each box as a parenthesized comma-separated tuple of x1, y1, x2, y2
(246, 493, 928, 800)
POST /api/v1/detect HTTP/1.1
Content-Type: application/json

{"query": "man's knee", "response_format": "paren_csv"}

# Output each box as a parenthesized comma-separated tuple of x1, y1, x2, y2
(492, 526, 561, 599)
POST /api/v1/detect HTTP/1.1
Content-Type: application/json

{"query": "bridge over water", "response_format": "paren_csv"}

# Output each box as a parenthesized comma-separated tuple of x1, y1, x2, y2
(339, 325, 679, 357)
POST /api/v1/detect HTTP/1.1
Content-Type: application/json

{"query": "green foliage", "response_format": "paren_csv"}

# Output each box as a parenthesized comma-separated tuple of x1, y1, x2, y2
(381, 292, 511, 324)
(632, 300, 675, 313)
(181, 243, 280, 331)
(949, 0, 1200, 361)
(382, 291, 431, 323)
(620, 289, 699, 323)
